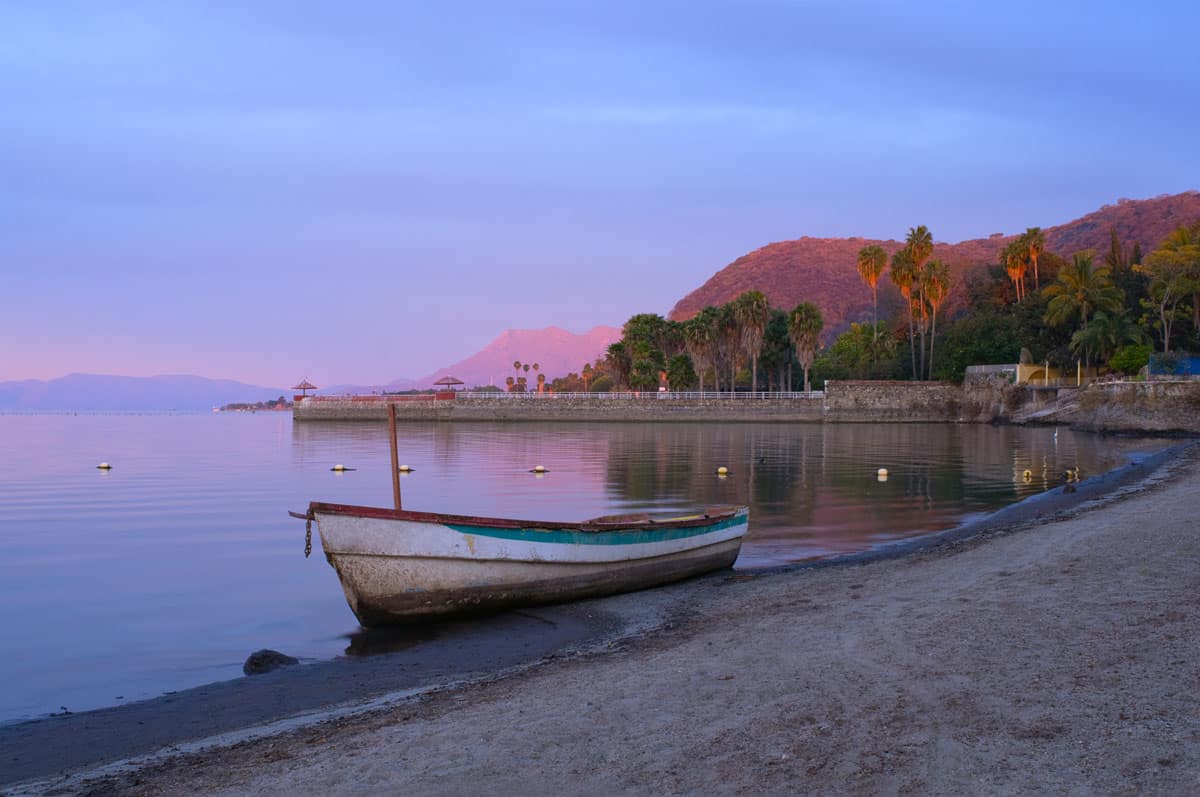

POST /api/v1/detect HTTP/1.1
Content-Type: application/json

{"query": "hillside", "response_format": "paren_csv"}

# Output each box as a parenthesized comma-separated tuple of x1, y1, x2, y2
(418, 326, 621, 389)
(669, 191, 1200, 334)
(0, 374, 287, 411)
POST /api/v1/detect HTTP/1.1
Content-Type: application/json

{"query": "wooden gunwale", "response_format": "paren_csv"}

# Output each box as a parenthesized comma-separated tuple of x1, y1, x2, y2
(308, 501, 743, 533)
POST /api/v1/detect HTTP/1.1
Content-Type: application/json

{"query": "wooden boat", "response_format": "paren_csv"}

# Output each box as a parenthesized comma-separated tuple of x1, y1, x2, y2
(305, 502, 748, 625)
(295, 404, 748, 625)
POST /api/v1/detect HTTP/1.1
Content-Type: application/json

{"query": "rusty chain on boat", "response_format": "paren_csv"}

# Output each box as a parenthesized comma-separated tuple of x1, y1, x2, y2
(288, 509, 315, 557)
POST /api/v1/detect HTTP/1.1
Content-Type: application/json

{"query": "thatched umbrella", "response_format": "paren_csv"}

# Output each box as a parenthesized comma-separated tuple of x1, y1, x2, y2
(291, 378, 319, 397)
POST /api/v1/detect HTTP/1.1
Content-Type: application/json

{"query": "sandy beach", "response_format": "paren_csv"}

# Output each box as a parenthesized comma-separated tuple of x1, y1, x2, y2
(11, 443, 1200, 796)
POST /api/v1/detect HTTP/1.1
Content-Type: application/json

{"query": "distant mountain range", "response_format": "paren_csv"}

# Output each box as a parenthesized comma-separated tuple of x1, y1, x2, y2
(418, 325, 621, 389)
(0, 374, 287, 411)
(669, 191, 1200, 335)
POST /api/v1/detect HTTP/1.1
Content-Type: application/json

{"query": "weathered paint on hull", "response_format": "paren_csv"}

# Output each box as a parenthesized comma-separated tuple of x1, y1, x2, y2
(326, 538, 742, 624)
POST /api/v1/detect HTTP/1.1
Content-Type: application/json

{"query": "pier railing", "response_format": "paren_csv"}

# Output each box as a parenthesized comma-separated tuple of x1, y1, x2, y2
(453, 390, 826, 400)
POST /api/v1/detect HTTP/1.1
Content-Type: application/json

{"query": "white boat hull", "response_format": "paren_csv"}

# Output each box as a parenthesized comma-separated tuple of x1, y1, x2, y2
(312, 506, 748, 624)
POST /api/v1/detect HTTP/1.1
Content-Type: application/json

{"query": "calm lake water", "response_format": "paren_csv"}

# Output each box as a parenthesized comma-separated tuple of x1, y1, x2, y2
(0, 413, 1171, 723)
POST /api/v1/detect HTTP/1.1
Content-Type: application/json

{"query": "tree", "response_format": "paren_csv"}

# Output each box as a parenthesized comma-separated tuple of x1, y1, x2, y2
(683, 315, 715, 392)
(856, 245, 888, 351)
(758, 309, 793, 389)
(733, 290, 771, 391)
(666, 354, 698, 390)
(715, 303, 741, 391)
(1024, 227, 1046, 289)
(536, 372, 546, 392)
(788, 302, 824, 392)
(812, 322, 898, 382)
(920, 259, 951, 379)
(1137, 224, 1200, 353)
(504, 376, 515, 392)
(1110, 344, 1152, 375)
(1004, 241, 1027, 302)
(604, 342, 631, 389)
(581, 362, 594, 391)
(1069, 311, 1145, 366)
(890, 248, 919, 378)
(1043, 252, 1123, 365)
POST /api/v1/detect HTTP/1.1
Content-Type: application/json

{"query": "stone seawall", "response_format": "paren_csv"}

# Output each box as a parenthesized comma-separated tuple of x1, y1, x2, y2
(823, 380, 962, 422)
(294, 381, 963, 423)
(1073, 381, 1200, 435)
(292, 380, 1200, 432)
(293, 395, 827, 423)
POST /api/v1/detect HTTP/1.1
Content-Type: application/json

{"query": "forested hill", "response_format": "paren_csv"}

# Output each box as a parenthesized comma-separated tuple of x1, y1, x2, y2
(668, 191, 1200, 332)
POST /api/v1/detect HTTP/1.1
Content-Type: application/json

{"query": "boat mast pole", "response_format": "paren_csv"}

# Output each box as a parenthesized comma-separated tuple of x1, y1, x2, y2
(388, 402, 402, 510)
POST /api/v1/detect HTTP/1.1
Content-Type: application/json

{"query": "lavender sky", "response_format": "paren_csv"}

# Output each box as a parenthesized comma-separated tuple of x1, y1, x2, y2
(3, 1, 1197, 386)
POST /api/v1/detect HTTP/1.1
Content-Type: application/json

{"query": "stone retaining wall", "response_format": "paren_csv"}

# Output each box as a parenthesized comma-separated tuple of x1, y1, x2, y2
(1074, 381, 1200, 434)
(823, 380, 961, 422)
(292, 380, 1200, 433)
(293, 395, 826, 423)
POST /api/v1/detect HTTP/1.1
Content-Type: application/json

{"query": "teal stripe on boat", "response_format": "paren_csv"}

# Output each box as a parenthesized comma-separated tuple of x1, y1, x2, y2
(446, 514, 747, 546)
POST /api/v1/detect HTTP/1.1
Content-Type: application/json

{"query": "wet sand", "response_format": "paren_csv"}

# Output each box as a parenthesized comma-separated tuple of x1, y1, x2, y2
(7, 444, 1199, 795)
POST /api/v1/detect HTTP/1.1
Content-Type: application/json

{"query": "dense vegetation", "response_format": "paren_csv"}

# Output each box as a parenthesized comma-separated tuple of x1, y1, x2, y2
(580, 219, 1200, 391)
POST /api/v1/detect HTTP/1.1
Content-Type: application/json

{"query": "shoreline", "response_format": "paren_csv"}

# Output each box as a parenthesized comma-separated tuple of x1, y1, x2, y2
(5, 440, 1196, 795)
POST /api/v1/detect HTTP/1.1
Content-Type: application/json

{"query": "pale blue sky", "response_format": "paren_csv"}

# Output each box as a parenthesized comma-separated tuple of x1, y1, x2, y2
(2, 1, 1197, 385)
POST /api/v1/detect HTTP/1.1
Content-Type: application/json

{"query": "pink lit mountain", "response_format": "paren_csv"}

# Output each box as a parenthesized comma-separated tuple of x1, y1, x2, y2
(410, 326, 621, 390)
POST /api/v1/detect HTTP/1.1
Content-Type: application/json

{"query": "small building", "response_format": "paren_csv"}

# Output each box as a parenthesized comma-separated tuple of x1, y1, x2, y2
(965, 363, 1098, 386)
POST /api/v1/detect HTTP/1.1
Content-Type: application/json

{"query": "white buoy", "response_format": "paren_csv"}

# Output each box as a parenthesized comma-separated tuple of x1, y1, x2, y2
(716, 466, 729, 476)
(331, 464, 356, 472)
(877, 468, 888, 478)
(97, 462, 112, 470)
(1023, 469, 1032, 481)
(530, 465, 548, 473)
(398, 465, 414, 473)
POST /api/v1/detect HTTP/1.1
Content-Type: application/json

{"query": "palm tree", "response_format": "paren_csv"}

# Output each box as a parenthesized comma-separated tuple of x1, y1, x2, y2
(1024, 227, 1046, 289)
(536, 372, 546, 393)
(1004, 241, 1027, 302)
(581, 363, 594, 391)
(1044, 252, 1123, 365)
(733, 290, 771, 392)
(715, 303, 741, 391)
(889, 249, 918, 378)
(683, 316, 714, 392)
(788, 303, 823, 392)
(855, 245, 888, 351)
(907, 226, 934, 268)
(920, 260, 951, 379)
(604, 342, 631, 389)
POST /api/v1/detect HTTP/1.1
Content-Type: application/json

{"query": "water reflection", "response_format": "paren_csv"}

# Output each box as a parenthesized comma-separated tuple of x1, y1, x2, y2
(343, 623, 443, 657)
(290, 420, 1165, 568)
(0, 414, 1172, 722)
